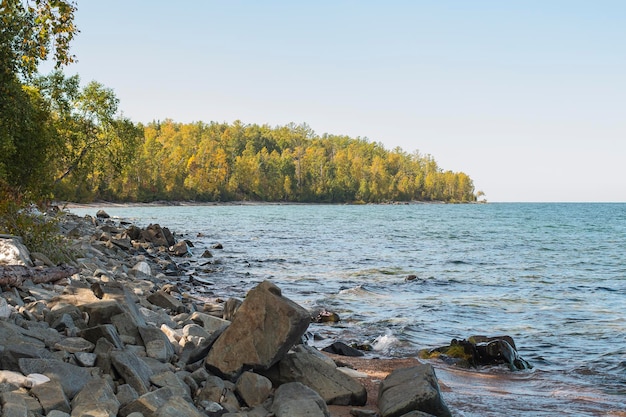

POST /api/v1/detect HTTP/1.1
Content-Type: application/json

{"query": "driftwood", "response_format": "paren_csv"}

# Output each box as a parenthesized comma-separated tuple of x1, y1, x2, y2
(0, 264, 79, 287)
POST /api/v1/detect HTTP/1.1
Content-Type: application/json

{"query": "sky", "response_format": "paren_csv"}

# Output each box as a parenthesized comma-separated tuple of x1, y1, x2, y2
(56, 1, 626, 202)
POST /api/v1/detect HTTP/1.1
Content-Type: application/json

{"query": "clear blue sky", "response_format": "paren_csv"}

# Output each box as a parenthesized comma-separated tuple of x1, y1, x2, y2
(59, 1, 625, 202)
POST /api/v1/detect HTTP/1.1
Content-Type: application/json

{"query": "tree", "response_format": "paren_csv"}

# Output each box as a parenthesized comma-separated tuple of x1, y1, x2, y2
(0, 0, 78, 197)
(0, 0, 78, 78)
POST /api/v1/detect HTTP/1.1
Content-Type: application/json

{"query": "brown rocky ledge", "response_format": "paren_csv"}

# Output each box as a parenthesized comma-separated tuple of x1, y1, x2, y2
(0, 209, 451, 417)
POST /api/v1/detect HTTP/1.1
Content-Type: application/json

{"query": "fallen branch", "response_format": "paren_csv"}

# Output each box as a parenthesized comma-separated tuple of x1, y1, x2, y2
(0, 264, 79, 287)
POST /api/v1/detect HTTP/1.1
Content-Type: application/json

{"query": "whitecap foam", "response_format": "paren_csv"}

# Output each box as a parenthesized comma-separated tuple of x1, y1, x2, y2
(372, 330, 400, 353)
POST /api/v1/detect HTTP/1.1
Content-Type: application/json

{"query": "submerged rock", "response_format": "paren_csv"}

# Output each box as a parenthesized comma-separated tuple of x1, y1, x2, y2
(419, 335, 532, 370)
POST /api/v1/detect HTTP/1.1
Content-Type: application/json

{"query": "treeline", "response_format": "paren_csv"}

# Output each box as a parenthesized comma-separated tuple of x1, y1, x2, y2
(70, 120, 477, 203)
(1, 1, 477, 205)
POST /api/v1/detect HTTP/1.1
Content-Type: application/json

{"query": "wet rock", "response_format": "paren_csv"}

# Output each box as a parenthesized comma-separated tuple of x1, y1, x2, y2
(322, 341, 365, 357)
(378, 364, 451, 417)
(170, 240, 190, 257)
(200, 249, 213, 258)
(420, 335, 532, 371)
(313, 309, 341, 323)
(96, 210, 110, 219)
(271, 381, 330, 417)
(205, 280, 311, 379)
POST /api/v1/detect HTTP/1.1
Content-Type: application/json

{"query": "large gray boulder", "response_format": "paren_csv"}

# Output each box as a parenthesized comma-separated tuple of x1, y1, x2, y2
(378, 364, 451, 417)
(205, 280, 310, 379)
(271, 382, 330, 417)
(266, 349, 366, 406)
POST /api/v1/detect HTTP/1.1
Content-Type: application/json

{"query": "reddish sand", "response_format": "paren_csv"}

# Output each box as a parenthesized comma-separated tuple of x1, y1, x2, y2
(323, 353, 426, 417)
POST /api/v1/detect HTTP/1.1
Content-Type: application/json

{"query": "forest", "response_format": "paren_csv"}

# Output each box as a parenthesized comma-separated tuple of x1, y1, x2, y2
(1, 1, 478, 205)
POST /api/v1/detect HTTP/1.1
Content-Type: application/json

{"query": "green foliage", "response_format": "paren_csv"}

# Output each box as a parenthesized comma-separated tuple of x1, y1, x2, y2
(0, 187, 74, 264)
(0, 0, 78, 78)
(98, 120, 477, 204)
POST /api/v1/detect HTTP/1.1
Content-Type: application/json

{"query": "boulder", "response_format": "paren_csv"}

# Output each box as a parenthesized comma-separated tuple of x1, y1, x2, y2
(118, 387, 174, 417)
(0, 391, 29, 417)
(138, 325, 175, 363)
(147, 290, 186, 314)
(70, 377, 120, 417)
(271, 382, 330, 417)
(266, 349, 367, 406)
(28, 380, 71, 414)
(96, 210, 110, 219)
(377, 364, 451, 417)
(235, 371, 273, 407)
(111, 351, 154, 395)
(205, 281, 311, 379)
(169, 240, 189, 257)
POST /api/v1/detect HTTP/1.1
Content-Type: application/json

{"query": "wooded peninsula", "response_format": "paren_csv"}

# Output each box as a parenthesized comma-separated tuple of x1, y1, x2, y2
(1, 1, 478, 205)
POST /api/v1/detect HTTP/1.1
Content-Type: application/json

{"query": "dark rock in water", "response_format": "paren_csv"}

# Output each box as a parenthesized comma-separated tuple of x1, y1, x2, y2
(96, 210, 110, 219)
(313, 309, 340, 323)
(420, 335, 532, 371)
(405, 274, 418, 281)
(170, 240, 190, 257)
(322, 341, 365, 357)
(212, 243, 224, 249)
(201, 249, 213, 258)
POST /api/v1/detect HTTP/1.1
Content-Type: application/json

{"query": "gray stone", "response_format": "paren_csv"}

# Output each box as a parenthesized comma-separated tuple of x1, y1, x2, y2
(149, 371, 191, 400)
(138, 325, 175, 362)
(74, 351, 97, 367)
(111, 351, 154, 395)
(271, 382, 330, 417)
(0, 391, 28, 417)
(79, 299, 124, 326)
(205, 280, 310, 379)
(30, 380, 71, 414)
(267, 350, 366, 406)
(235, 371, 272, 407)
(80, 324, 124, 349)
(188, 311, 230, 334)
(147, 291, 186, 314)
(53, 337, 95, 353)
(118, 387, 173, 417)
(155, 396, 205, 417)
(47, 411, 71, 417)
(71, 377, 120, 417)
(116, 383, 139, 407)
(378, 364, 451, 417)
(18, 358, 92, 399)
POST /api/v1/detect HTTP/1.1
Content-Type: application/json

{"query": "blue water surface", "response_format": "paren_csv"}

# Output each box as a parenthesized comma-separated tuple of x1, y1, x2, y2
(70, 203, 626, 416)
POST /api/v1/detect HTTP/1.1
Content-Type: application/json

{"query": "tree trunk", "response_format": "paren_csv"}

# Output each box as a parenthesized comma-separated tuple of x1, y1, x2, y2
(0, 264, 79, 287)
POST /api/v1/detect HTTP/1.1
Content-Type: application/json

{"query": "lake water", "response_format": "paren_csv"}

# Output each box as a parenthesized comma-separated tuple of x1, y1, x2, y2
(69, 203, 626, 416)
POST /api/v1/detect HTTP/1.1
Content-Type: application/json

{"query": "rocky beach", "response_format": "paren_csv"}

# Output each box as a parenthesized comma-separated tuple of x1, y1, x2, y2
(0, 207, 455, 417)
